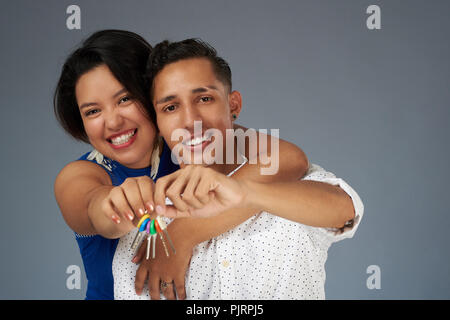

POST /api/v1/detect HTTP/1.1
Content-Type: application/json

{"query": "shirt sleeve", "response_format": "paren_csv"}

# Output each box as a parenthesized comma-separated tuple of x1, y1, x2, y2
(301, 163, 364, 244)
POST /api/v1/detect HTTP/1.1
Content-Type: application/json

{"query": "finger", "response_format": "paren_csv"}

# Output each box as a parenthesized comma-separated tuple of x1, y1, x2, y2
(165, 173, 192, 213)
(109, 187, 135, 222)
(181, 169, 204, 209)
(135, 265, 149, 296)
(136, 176, 155, 213)
(122, 178, 146, 218)
(174, 274, 186, 300)
(195, 173, 216, 205)
(162, 281, 176, 300)
(101, 198, 122, 224)
(163, 205, 191, 218)
(154, 172, 179, 213)
(148, 275, 161, 300)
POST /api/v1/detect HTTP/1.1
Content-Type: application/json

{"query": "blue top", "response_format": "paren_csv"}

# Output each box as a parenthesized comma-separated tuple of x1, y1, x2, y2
(75, 142, 179, 300)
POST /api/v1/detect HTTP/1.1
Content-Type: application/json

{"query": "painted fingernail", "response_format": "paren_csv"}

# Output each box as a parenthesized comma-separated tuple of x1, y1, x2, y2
(131, 256, 138, 263)
(146, 202, 154, 212)
(138, 208, 145, 216)
(112, 215, 121, 224)
(127, 212, 134, 221)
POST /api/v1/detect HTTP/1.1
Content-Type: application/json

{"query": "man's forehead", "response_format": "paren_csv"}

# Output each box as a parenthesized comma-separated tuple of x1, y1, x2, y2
(153, 58, 225, 97)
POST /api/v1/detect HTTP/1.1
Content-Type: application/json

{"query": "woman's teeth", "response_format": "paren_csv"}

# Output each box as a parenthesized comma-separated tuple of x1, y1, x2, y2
(185, 135, 209, 146)
(110, 130, 136, 145)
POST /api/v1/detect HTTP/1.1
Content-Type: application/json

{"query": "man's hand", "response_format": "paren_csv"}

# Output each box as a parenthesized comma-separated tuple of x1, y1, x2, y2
(154, 165, 248, 218)
(133, 227, 194, 300)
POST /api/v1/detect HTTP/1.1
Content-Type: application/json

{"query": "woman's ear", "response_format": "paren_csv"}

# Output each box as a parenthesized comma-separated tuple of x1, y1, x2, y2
(229, 90, 242, 121)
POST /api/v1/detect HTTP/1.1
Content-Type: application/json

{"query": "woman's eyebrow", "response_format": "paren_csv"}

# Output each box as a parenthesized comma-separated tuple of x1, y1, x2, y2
(79, 102, 97, 110)
(112, 88, 127, 98)
(79, 88, 127, 110)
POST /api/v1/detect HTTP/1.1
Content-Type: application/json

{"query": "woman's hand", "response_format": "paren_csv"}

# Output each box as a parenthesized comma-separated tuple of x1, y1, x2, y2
(133, 227, 194, 300)
(153, 165, 249, 218)
(101, 176, 155, 224)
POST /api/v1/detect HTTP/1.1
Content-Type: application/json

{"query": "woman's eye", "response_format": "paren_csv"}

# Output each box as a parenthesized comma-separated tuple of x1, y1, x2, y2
(85, 109, 100, 116)
(118, 96, 132, 105)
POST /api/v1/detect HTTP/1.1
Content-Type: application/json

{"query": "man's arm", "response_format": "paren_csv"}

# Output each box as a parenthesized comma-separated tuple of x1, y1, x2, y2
(166, 132, 308, 246)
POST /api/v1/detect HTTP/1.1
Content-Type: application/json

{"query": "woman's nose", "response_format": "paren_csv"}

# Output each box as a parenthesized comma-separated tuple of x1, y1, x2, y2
(104, 107, 125, 130)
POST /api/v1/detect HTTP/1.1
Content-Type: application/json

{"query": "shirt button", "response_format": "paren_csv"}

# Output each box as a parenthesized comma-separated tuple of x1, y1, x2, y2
(221, 260, 230, 268)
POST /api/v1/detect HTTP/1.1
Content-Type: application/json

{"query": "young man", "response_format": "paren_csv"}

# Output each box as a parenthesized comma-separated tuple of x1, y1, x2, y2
(112, 39, 363, 300)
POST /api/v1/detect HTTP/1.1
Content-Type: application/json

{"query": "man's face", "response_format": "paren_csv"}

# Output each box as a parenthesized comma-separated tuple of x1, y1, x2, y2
(152, 57, 241, 165)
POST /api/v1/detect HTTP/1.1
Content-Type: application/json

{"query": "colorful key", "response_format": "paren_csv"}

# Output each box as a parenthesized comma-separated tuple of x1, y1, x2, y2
(156, 216, 176, 254)
(155, 219, 170, 258)
(145, 219, 151, 260)
(150, 220, 157, 259)
(132, 218, 150, 256)
(130, 214, 150, 250)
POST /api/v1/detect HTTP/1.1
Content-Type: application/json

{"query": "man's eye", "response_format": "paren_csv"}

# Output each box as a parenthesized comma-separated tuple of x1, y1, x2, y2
(164, 105, 177, 112)
(200, 96, 213, 103)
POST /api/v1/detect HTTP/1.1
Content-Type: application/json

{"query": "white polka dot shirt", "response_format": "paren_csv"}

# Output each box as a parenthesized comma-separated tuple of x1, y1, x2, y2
(112, 163, 364, 300)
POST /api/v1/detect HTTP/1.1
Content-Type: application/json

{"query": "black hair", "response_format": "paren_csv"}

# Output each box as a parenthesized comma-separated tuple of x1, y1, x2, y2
(53, 29, 153, 143)
(146, 38, 232, 98)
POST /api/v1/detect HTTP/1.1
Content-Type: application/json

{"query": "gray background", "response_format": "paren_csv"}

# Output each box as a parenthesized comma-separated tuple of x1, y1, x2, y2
(0, 0, 449, 299)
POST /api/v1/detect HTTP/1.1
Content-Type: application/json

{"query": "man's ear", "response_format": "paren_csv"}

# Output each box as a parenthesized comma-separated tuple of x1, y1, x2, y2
(229, 90, 242, 121)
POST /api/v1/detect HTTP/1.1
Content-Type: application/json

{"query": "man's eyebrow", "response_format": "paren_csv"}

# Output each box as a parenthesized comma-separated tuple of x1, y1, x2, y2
(79, 88, 127, 110)
(192, 86, 218, 93)
(155, 86, 219, 105)
(155, 95, 177, 105)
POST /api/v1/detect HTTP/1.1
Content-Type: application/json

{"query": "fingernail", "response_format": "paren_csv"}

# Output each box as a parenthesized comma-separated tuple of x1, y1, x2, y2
(156, 205, 164, 215)
(112, 215, 121, 224)
(146, 202, 154, 212)
(139, 208, 145, 216)
(127, 212, 134, 221)
(131, 256, 138, 263)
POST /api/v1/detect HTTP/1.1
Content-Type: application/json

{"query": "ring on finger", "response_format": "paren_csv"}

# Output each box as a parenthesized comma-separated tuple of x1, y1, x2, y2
(160, 280, 174, 291)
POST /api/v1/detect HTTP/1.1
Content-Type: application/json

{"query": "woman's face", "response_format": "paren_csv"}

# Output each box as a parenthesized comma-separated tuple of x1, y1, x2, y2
(75, 64, 156, 169)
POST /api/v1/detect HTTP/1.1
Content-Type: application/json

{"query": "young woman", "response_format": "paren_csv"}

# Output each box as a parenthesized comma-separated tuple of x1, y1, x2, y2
(53, 30, 309, 300)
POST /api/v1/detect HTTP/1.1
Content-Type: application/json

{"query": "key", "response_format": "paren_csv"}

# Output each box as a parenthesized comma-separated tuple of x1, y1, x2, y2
(130, 228, 141, 251)
(132, 218, 150, 256)
(155, 219, 170, 258)
(150, 220, 157, 259)
(131, 214, 151, 250)
(156, 216, 176, 254)
(145, 221, 151, 260)
(132, 231, 147, 256)
(146, 235, 151, 260)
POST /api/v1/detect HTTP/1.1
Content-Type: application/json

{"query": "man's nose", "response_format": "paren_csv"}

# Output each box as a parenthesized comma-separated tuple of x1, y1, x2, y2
(182, 105, 202, 131)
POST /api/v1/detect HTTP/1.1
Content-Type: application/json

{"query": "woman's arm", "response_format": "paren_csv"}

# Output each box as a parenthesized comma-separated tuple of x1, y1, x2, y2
(54, 160, 150, 239)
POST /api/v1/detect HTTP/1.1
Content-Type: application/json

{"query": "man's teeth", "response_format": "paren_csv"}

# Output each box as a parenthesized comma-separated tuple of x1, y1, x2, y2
(185, 135, 209, 146)
(110, 130, 135, 145)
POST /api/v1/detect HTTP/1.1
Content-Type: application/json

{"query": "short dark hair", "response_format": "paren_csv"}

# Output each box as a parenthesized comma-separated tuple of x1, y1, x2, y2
(53, 29, 153, 143)
(146, 38, 232, 98)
